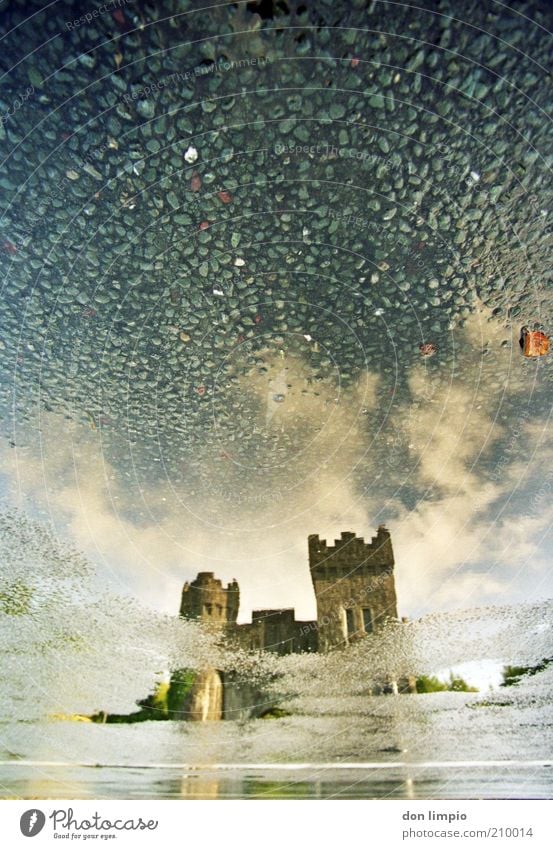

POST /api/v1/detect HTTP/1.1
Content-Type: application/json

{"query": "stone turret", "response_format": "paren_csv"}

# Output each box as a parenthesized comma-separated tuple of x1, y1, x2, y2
(309, 526, 398, 652)
(180, 571, 239, 627)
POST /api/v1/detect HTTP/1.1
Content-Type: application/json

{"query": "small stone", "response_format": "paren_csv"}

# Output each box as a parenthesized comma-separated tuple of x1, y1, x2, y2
(28, 67, 43, 88)
(83, 163, 102, 180)
(520, 327, 549, 358)
(217, 190, 233, 204)
(146, 139, 160, 154)
(184, 145, 198, 164)
(136, 100, 155, 119)
(78, 52, 96, 69)
(329, 103, 346, 119)
(167, 192, 180, 209)
(234, 258, 246, 267)
(179, 332, 191, 343)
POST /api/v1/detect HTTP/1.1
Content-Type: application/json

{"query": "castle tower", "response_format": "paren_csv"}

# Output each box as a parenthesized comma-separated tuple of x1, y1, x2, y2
(308, 526, 398, 652)
(180, 572, 239, 627)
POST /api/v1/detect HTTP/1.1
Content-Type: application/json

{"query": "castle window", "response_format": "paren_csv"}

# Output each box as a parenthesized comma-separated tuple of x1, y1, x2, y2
(345, 608, 356, 637)
(204, 603, 212, 616)
(362, 608, 373, 634)
(216, 604, 222, 615)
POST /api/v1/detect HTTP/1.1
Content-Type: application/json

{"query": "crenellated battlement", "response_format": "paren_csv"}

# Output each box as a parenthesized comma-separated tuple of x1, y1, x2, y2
(180, 571, 239, 625)
(308, 526, 394, 577)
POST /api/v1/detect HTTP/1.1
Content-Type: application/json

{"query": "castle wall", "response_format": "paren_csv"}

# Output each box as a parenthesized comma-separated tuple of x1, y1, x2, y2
(231, 611, 317, 655)
(186, 669, 223, 721)
(309, 527, 398, 652)
(222, 671, 275, 720)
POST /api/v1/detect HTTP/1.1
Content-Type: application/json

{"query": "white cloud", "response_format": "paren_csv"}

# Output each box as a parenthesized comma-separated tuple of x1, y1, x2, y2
(1, 309, 551, 624)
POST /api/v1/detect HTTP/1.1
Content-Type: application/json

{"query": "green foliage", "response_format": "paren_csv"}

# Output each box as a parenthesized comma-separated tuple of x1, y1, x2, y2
(88, 669, 200, 724)
(416, 672, 478, 694)
(166, 669, 196, 717)
(415, 675, 448, 693)
(259, 706, 291, 719)
(89, 679, 174, 724)
(501, 658, 552, 687)
(136, 680, 170, 719)
(0, 580, 33, 615)
(448, 674, 478, 692)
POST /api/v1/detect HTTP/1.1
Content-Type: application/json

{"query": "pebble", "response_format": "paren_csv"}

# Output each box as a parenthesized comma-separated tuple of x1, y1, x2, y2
(136, 100, 155, 119)
(329, 103, 346, 119)
(83, 163, 102, 180)
(184, 145, 198, 164)
(0, 1, 549, 507)
(167, 192, 180, 209)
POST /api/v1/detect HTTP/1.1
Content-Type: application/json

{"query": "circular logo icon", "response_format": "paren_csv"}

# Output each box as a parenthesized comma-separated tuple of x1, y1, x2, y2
(20, 809, 46, 837)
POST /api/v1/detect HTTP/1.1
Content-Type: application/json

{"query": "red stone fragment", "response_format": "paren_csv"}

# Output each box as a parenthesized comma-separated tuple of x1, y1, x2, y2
(350, 58, 360, 67)
(198, 220, 210, 230)
(2, 240, 17, 255)
(419, 342, 437, 357)
(190, 172, 202, 192)
(254, 314, 262, 324)
(112, 8, 126, 26)
(520, 327, 549, 358)
(196, 385, 206, 396)
(217, 190, 233, 204)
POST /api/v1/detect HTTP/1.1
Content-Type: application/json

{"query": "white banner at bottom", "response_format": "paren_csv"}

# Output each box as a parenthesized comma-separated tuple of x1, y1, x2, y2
(1, 799, 551, 849)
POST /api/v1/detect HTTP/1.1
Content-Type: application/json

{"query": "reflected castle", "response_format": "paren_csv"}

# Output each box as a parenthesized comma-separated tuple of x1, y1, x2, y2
(92, 527, 407, 723)
(181, 526, 399, 655)
(171, 526, 409, 720)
